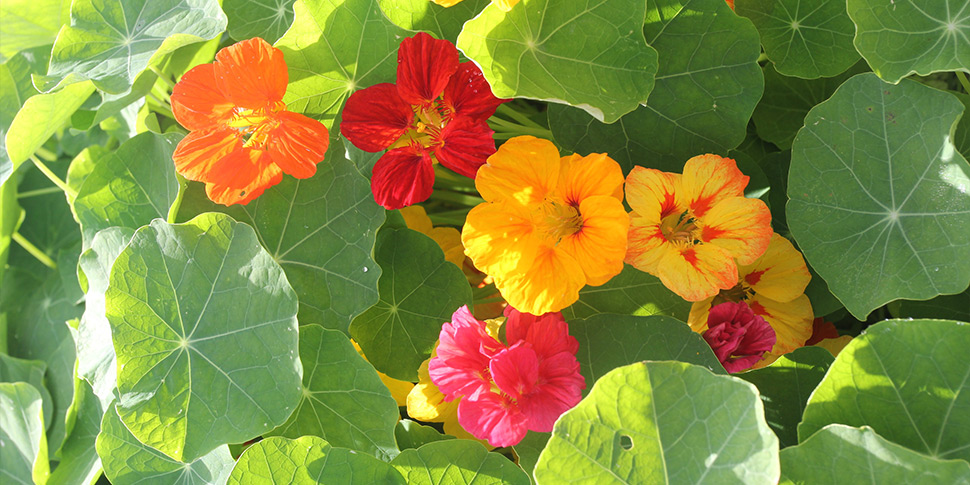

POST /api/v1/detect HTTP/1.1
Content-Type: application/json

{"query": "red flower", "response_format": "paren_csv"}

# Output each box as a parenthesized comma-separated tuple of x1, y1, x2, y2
(340, 33, 507, 209)
(171, 38, 329, 206)
(702, 302, 776, 373)
(805, 318, 839, 345)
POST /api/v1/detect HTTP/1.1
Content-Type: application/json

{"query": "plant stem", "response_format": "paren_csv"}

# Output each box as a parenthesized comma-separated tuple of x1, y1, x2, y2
(34, 146, 58, 162)
(488, 117, 553, 138)
(17, 186, 64, 199)
(149, 65, 176, 89)
(495, 103, 546, 129)
(12, 233, 56, 269)
(957, 71, 970, 95)
(30, 155, 75, 199)
(168, 174, 188, 223)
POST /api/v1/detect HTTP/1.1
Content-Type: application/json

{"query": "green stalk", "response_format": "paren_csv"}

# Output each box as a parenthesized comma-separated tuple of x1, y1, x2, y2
(430, 188, 485, 206)
(488, 117, 554, 139)
(12, 233, 56, 269)
(495, 103, 546, 129)
(167, 174, 189, 223)
(957, 71, 970, 95)
(30, 155, 75, 199)
(149, 65, 176, 89)
(17, 186, 64, 199)
(34, 146, 58, 162)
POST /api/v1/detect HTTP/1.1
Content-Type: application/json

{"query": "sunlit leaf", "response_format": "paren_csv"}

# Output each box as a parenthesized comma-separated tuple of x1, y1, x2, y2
(225, 0, 295, 44)
(561, 264, 692, 321)
(4, 81, 95, 169)
(0, 354, 53, 430)
(0, 382, 50, 485)
(391, 440, 530, 485)
(227, 436, 407, 484)
(46, 378, 104, 485)
(0, 0, 69, 61)
(378, 0, 488, 42)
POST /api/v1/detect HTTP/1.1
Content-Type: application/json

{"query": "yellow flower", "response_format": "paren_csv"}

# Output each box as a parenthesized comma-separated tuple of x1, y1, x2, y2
(688, 233, 815, 359)
(625, 154, 774, 302)
(461, 136, 628, 314)
(431, 0, 519, 12)
(401, 205, 465, 269)
(351, 339, 414, 407)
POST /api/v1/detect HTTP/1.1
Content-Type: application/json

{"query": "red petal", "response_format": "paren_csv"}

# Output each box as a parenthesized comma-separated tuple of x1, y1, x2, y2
(205, 169, 283, 206)
(443, 62, 507, 121)
(434, 117, 495, 178)
(206, 148, 275, 190)
(172, 128, 242, 182)
(171, 63, 235, 131)
(396, 32, 459, 106)
(340, 83, 413, 152)
(370, 146, 435, 209)
(214, 37, 288, 108)
(266, 111, 330, 179)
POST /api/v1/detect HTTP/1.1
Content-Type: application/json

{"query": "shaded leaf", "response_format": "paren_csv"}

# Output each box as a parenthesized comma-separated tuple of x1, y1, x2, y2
(225, 0, 296, 43)
(378, 0, 489, 42)
(560, 264, 692, 322)
(0, 354, 53, 430)
(394, 420, 455, 451)
(47, 379, 104, 485)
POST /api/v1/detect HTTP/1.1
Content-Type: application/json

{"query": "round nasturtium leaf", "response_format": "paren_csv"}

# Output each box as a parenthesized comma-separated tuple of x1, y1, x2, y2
(378, 0, 488, 42)
(788, 73, 970, 320)
(224, 0, 296, 44)
(780, 424, 970, 484)
(391, 440, 530, 485)
(535, 361, 779, 484)
(228, 436, 407, 484)
(847, 0, 970, 84)
(0, 382, 49, 485)
(106, 213, 303, 462)
(560, 264, 692, 322)
(799, 319, 970, 462)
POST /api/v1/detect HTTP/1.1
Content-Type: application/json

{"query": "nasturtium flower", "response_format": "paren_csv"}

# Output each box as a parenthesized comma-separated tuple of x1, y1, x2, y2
(625, 154, 773, 302)
(688, 233, 815, 363)
(341, 33, 506, 210)
(702, 301, 776, 373)
(430, 0, 519, 11)
(462, 136, 628, 315)
(171, 37, 329, 206)
(428, 306, 585, 447)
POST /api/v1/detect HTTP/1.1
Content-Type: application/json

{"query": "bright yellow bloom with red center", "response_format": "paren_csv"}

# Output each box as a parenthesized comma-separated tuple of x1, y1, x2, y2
(461, 136, 628, 315)
(625, 154, 773, 302)
(688, 233, 815, 364)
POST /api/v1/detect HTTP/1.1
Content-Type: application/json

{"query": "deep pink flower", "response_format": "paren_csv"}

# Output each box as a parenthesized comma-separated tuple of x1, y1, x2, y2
(340, 33, 506, 210)
(702, 301, 776, 373)
(428, 306, 504, 401)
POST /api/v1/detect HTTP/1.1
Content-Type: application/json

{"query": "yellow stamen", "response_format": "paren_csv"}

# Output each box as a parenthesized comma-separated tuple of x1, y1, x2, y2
(536, 201, 583, 243)
(660, 211, 699, 245)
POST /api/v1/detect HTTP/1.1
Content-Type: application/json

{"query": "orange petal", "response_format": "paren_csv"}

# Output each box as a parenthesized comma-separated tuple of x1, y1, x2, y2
(556, 152, 624, 206)
(171, 63, 234, 131)
(462, 200, 539, 278)
(475, 136, 560, 206)
(266, 111, 330, 179)
(748, 294, 814, 355)
(172, 128, 242, 183)
(400, 206, 435, 234)
(494, 244, 586, 314)
(679, 154, 749, 218)
(205, 168, 283, 206)
(656, 243, 738, 302)
(740, 233, 811, 303)
(207, 148, 274, 190)
(625, 166, 682, 224)
(559, 195, 629, 286)
(625, 214, 669, 275)
(214, 37, 288, 108)
(698, 196, 772, 265)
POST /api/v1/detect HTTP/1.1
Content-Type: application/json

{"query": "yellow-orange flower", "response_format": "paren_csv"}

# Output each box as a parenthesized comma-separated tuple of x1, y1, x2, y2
(688, 233, 815, 363)
(431, 0, 519, 11)
(461, 136, 628, 315)
(625, 154, 773, 302)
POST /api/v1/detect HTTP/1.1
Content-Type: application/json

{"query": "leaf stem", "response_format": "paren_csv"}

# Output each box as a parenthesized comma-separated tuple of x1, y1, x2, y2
(495, 103, 546, 129)
(29, 155, 75, 199)
(17, 186, 64, 199)
(149, 66, 176, 89)
(12, 232, 56, 269)
(956, 71, 970, 95)
(168, 174, 188, 223)
(34, 146, 58, 162)
(488, 116, 554, 139)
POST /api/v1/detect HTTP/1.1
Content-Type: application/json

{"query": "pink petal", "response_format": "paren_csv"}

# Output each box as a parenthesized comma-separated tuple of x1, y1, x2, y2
(489, 344, 540, 400)
(457, 393, 528, 448)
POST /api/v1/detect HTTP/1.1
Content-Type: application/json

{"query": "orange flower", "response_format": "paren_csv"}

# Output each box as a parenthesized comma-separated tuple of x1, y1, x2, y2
(171, 38, 329, 206)
(461, 136, 628, 315)
(688, 233, 815, 361)
(625, 154, 772, 301)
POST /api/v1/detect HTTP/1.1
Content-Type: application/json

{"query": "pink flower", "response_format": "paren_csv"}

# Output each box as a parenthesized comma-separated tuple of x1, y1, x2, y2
(428, 305, 585, 447)
(702, 301, 776, 373)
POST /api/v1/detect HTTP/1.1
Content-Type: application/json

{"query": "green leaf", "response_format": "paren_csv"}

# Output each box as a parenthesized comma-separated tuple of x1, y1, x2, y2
(736, 0, 859, 79)
(1, 46, 50, 186)
(891, 289, 970, 321)
(569, 314, 726, 395)
(275, 0, 409, 132)
(847, 0, 970, 84)
(394, 420, 455, 451)
(268, 324, 399, 460)
(513, 431, 550, 484)
(47, 379, 104, 485)
(780, 425, 970, 484)
(0, 382, 50, 485)
(350, 228, 472, 381)
(548, 0, 763, 171)
(65, 146, 109, 211)
(560, 264, 692, 321)
(378, 0, 489, 42)
(787, 73, 970, 320)
(0, 0, 69, 61)
(81, 70, 159, 131)
(225, 0, 295, 43)
(73, 132, 182, 248)
(227, 436, 407, 484)
(176, 141, 384, 332)
(535, 361, 779, 484)
(955, 92, 970, 159)
(737, 346, 834, 447)
(391, 440, 530, 485)
(98, 404, 234, 485)
(38, 0, 228, 93)
(753, 61, 868, 150)
(4, 81, 95, 168)
(106, 214, 303, 462)
(457, 0, 658, 123)
(0, 354, 53, 430)
(799, 319, 970, 461)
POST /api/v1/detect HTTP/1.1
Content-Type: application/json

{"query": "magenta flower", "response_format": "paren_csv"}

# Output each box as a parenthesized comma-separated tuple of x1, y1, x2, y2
(429, 305, 585, 447)
(702, 301, 776, 373)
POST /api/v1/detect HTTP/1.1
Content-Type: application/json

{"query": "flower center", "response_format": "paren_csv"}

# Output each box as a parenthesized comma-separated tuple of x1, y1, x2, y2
(536, 201, 583, 243)
(711, 281, 755, 306)
(227, 101, 286, 149)
(660, 211, 699, 245)
(389, 100, 454, 151)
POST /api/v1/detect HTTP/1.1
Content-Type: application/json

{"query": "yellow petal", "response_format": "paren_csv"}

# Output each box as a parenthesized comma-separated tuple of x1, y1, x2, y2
(739, 233, 811, 303)
(492, 0, 520, 10)
(462, 200, 538, 277)
(475, 136, 560, 206)
(559, 195, 629, 286)
(699, 196, 772, 265)
(625, 166, 682, 224)
(495, 244, 586, 314)
(406, 356, 484, 443)
(687, 296, 717, 333)
(430, 0, 464, 6)
(625, 214, 669, 275)
(400, 206, 434, 234)
(813, 335, 853, 357)
(656, 243, 738, 302)
(556, 152, 624, 206)
(749, 293, 814, 355)
(679, 154, 749, 218)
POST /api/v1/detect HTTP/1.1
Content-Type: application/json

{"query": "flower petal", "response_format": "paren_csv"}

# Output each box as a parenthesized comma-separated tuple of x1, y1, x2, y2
(699, 196, 772, 265)
(396, 32, 459, 105)
(748, 293, 814, 355)
(457, 393, 528, 447)
(504, 307, 578, 358)
(739, 233, 811, 303)
(556, 152, 625, 206)
(679, 154, 749, 218)
(205, 168, 283, 206)
(265, 111, 330, 179)
(462, 200, 539, 278)
(656, 243, 738, 302)
(370, 146, 435, 209)
(475, 136, 561, 205)
(559, 195, 629, 286)
(434, 117, 495, 178)
(490, 344, 540, 400)
(443, 62, 507, 121)
(625, 166, 682, 224)
(172, 127, 242, 182)
(495, 244, 586, 314)
(625, 215, 669, 275)
(687, 296, 717, 333)
(171, 63, 234, 131)
(340, 83, 413, 152)
(214, 37, 288, 108)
